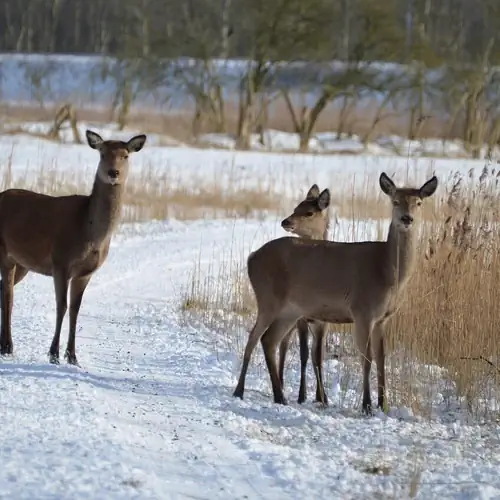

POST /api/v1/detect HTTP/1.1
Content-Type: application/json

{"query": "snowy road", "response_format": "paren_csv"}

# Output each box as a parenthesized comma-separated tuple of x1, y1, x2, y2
(1, 218, 500, 500)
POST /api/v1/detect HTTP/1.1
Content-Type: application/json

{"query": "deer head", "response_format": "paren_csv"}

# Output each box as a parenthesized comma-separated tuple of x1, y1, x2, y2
(86, 130, 147, 186)
(281, 184, 331, 239)
(379, 172, 438, 232)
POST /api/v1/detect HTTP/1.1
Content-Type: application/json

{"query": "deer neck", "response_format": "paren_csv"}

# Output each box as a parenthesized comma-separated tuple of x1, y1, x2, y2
(87, 176, 124, 247)
(385, 222, 417, 289)
(321, 214, 330, 240)
(309, 214, 330, 241)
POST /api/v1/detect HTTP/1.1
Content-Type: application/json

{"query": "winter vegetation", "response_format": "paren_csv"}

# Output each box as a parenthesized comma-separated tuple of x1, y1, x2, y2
(1, 0, 500, 157)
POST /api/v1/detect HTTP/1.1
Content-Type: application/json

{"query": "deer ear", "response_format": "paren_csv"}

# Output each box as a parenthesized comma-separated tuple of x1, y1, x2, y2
(126, 134, 147, 153)
(317, 189, 331, 210)
(86, 130, 104, 150)
(379, 172, 396, 197)
(419, 176, 438, 198)
(306, 184, 320, 200)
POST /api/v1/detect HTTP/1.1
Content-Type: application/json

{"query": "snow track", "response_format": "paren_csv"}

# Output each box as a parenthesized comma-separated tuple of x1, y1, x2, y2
(1, 218, 500, 500)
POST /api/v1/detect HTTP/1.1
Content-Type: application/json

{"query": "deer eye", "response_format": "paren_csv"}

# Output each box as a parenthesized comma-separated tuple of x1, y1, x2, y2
(306, 211, 314, 217)
(416, 200, 422, 206)
(392, 200, 400, 206)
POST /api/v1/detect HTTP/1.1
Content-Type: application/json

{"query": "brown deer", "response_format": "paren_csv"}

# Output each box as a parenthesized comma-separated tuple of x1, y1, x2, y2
(278, 184, 331, 405)
(233, 173, 438, 414)
(0, 130, 147, 366)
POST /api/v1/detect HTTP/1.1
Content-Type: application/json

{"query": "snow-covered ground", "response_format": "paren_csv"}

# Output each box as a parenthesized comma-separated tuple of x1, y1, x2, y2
(198, 129, 479, 159)
(2, 218, 500, 499)
(0, 123, 492, 196)
(0, 131, 500, 499)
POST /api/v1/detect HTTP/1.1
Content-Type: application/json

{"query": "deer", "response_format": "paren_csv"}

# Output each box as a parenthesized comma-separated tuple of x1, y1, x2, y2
(277, 184, 331, 405)
(0, 129, 147, 366)
(233, 172, 438, 414)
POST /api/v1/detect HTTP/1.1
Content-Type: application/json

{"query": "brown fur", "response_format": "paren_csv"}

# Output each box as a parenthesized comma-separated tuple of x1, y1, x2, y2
(233, 173, 438, 414)
(278, 184, 331, 405)
(0, 130, 147, 365)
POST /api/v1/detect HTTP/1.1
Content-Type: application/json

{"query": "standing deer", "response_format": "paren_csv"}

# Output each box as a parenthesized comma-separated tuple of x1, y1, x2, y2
(233, 173, 438, 414)
(0, 130, 147, 365)
(278, 184, 331, 405)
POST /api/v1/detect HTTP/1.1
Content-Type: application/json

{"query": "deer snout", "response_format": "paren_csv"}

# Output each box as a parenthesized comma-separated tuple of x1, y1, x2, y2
(281, 218, 294, 232)
(108, 169, 120, 179)
(400, 214, 414, 226)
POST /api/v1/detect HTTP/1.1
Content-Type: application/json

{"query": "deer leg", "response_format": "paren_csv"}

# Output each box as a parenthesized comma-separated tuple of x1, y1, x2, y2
(261, 316, 301, 405)
(0, 264, 28, 354)
(65, 275, 91, 366)
(297, 318, 310, 404)
(311, 321, 328, 405)
(278, 327, 294, 389)
(354, 319, 374, 415)
(372, 320, 387, 411)
(49, 269, 69, 364)
(0, 265, 29, 291)
(0, 265, 16, 355)
(233, 310, 275, 400)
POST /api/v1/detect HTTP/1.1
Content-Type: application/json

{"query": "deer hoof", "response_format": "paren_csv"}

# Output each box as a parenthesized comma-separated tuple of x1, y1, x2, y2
(362, 403, 373, 416)
(65, 351, 80, 367)
(0, 343, 13, 356)
(232, 388, 244, 400)
(274, 395, 288, 405)
(49, 353, 60, 365)
(315, 393, 329, 406)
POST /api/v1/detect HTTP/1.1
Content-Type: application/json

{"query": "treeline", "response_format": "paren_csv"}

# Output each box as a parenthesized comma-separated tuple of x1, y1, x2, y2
(3, 0, 500, 156)
(0, 0, 499, 65)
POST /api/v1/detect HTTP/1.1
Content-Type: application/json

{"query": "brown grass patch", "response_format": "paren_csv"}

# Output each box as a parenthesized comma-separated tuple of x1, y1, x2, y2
(0, 158, 286, 223)
(0, 96, 452, 149)
(385, 166, 500, 418)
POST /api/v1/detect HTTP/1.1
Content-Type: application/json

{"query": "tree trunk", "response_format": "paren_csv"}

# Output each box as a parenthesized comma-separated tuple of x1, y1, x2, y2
(298, 90, 335, 152)
(236, 72, 254, 150)
(221, 0, 232, 59)
(299, 130, 309, 152)
(117, 85, 132, 131)
(336, 95, 354, 139)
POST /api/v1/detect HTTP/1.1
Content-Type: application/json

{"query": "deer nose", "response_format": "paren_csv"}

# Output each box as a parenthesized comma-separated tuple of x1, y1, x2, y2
(401, 214, 413, 225)
(108, 169, 119, 179)
(281, 219, 291, 228)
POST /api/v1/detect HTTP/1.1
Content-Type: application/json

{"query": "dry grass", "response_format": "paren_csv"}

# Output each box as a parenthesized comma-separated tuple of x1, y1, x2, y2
(125, 165, 285, 221)
(0, 158, 285, 223)
(329, 164, 441, 223)
(180, 164, 500, 421)
(385, 166, 500, 419)
(0, 97, 451, 148)
(0, 138, 415, 226)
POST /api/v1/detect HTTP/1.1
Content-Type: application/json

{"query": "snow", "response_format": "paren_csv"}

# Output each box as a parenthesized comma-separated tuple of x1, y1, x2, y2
(198, 130, 496, 159)
(11, 121, 476, 158)
(1, 217, 500, 499)
(0, 128, 490, 198)
(5, 117, 496, 159)
(6, 120, 492, 159)
(0, 133, 500, 498)
(1, 120, 186, 148)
